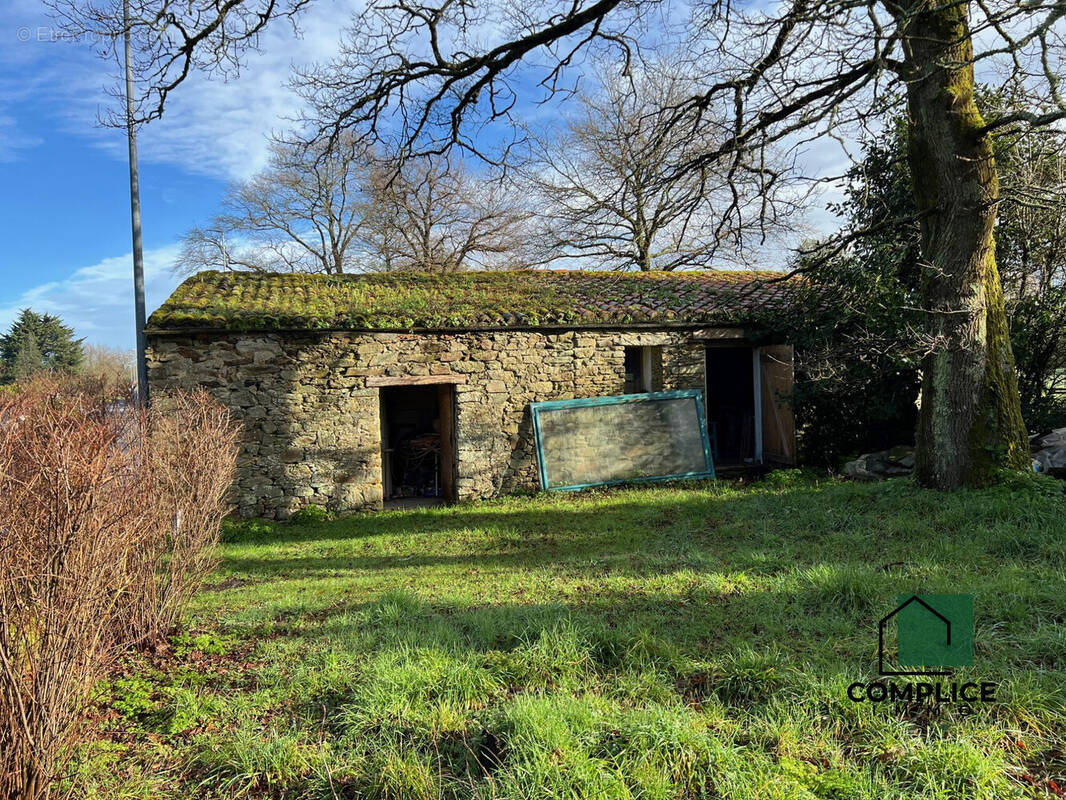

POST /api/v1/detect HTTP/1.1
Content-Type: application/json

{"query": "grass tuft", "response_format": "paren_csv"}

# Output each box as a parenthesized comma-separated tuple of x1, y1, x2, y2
(74, 475, 1066, 799)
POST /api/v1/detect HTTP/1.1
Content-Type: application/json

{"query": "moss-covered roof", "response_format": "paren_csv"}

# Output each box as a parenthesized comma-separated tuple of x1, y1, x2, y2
(148, 270, 795, 332)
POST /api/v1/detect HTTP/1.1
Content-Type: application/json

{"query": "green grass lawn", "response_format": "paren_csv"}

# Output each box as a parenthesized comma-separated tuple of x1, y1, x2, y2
(77, 472, 1066, 799)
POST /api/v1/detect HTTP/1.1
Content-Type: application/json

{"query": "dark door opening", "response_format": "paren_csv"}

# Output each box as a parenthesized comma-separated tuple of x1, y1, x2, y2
(704, 346, 756, 466)
(380, 384, 456, 507)
(623, 347, 645, 394)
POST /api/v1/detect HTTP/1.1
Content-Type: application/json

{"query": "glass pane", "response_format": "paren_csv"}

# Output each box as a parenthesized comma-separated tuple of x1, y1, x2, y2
(534, 393, 711, 489)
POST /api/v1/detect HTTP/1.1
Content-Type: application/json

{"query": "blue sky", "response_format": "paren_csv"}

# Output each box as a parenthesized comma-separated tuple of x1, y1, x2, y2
(0, 0, 845, 350)
(0, 0, 360, 349)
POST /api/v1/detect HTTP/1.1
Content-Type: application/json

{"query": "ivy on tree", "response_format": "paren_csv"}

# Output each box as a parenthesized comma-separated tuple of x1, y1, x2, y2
(47, 0, 1066, 488)
(795, 89, 1066, 463)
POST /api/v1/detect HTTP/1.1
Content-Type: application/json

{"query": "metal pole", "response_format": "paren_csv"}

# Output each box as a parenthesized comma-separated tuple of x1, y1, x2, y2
(124, 0, 149, 406)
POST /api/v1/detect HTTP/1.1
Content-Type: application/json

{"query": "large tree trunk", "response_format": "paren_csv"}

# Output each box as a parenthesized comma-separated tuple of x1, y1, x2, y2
(900, 0, 1029, 488)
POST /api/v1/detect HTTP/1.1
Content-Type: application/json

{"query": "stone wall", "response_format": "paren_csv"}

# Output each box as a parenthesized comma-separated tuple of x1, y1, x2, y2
(147, 328, 711, 518)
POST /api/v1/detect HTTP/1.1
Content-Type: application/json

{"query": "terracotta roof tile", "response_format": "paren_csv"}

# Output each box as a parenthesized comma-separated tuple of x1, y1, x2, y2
(148, 269, 797, 332)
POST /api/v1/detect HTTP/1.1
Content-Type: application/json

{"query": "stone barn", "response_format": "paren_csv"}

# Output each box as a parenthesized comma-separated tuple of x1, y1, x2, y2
(147, 270, 797, 518)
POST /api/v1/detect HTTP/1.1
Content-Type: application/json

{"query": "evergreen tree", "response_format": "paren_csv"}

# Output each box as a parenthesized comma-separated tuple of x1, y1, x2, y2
(10, 333, 45, 381)
(0, 309, 84, 382)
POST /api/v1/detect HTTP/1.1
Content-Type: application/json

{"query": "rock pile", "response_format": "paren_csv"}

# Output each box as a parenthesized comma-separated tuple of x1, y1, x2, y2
(843, 446, 915, 480)
(1032, 428, 1066, 477)
(843, 429, 1066, 481)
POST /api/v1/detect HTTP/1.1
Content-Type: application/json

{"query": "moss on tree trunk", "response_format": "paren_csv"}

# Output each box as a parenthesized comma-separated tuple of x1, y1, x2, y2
(899, 0, 1029, 488)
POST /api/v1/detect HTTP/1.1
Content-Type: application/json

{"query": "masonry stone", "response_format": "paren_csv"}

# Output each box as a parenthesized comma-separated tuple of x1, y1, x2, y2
(147, 328, 710, 519)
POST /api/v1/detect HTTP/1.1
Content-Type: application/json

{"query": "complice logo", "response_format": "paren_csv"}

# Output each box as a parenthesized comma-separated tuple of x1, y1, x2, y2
(847, 592, 996, 705)
(879, 593, 974, 675)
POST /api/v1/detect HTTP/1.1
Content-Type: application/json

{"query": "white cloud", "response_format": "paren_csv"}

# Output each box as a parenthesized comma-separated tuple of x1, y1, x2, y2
(0, 114, 41, 161)
(0, 2, 362, 351)
(128, 0, 363, 180)
(2, 0, 362, 181)
(0, 245, 185, 350)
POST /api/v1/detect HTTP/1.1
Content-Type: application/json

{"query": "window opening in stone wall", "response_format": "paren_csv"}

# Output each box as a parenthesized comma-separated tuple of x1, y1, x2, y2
(624, 346, 663, 393)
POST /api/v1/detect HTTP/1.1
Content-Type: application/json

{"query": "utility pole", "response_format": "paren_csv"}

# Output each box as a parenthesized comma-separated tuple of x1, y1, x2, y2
(124, 0, 149, 406)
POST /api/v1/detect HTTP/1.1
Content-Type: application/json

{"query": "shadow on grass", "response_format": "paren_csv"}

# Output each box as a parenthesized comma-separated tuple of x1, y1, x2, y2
(214, 486, 1066, 674)
(224, 587, 1063, 800)
(213, 477, 1066, 678)
(215, 478, 1066, 621)
(157, 477, 1066, 800)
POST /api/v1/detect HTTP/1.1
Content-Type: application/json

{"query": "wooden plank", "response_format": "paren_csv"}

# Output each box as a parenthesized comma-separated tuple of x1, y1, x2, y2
(693, 327, 747, 341)
(752, 348, 762, 462)
(378, 392, 391, 502)
(759, 345, 796, 465)
(437, 384, 457, 503)
(366, 374, 467, 387)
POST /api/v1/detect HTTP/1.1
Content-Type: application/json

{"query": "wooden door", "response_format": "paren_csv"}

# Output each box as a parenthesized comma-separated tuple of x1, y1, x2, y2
(759, 345, 796, 465)
(437, 384, 457, 503)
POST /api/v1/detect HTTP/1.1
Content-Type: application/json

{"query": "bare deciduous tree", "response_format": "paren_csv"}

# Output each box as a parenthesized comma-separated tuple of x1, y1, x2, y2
(996, 125, 1066, 301)
(81, 343, 136, 386)
(523, 62, 800, 271)
(175, 225, 272, 274)
(46, 0, 302, 403)
(47, 0, 1066, 486)
(176, 134, 368, 275)
(364, 155, 533, 272)
(178, 144, 531, 274)
(293, 0, 1066, 489)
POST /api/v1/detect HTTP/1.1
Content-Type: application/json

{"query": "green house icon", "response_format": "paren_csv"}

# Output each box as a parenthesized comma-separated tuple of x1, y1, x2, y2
(878, 594, 974, 675)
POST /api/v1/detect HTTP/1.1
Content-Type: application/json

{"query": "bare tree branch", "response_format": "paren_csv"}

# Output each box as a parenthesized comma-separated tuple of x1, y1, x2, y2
(46, 0, 314, 124)
(175, 133, 369, 275)
(519, 58, 805, 270)
(363, 154, 535, 271)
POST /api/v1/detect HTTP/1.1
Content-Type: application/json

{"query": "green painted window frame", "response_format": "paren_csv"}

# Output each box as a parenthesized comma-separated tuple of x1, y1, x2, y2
(529, 389, 716, 491)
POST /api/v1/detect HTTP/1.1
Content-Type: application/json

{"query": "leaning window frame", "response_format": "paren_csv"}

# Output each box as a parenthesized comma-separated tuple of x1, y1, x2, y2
(529, 389, 716, 491)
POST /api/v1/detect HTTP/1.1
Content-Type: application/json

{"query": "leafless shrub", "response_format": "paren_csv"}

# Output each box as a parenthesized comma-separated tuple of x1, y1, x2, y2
(0, 377, 237, 800)
(80, 343, 136, 390)
(126, 390, 239, 647)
